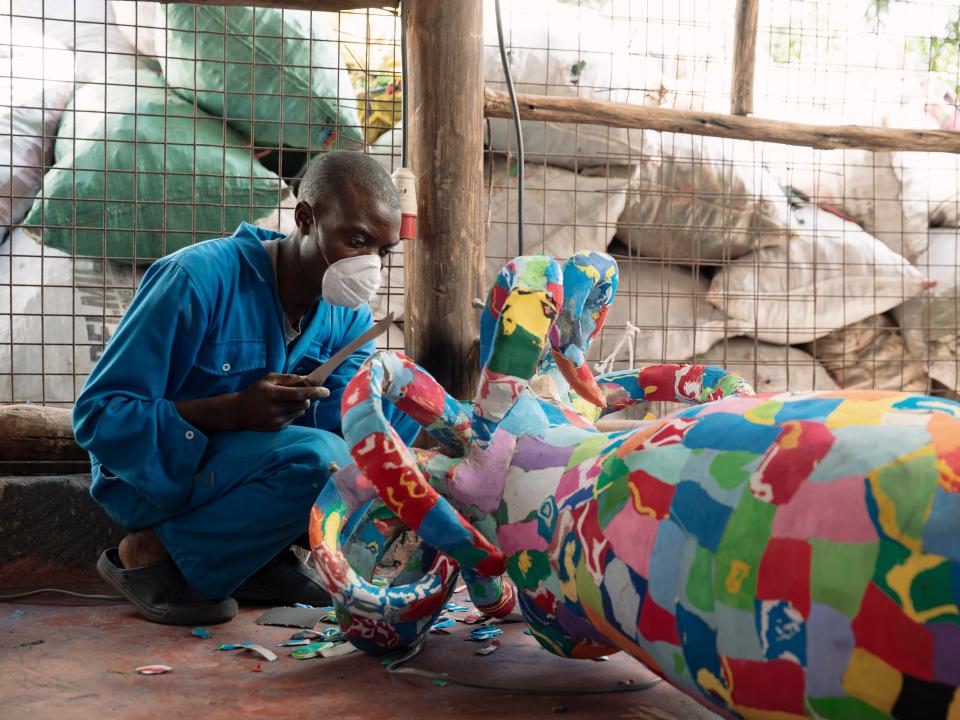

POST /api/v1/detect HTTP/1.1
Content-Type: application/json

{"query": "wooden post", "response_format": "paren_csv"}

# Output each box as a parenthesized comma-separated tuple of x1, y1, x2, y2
(404, 0, 485, 400)
(730, 0, 760, 116)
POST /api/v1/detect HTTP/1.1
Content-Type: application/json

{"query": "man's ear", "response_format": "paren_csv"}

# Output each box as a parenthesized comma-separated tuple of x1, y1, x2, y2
(294, 200, 314, 234)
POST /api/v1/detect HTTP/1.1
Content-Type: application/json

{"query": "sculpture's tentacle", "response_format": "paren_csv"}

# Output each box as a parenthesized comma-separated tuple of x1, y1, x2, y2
(597, 363, 755, 416)
(549, 252, 619, 409)
(461, 567, 518, 619)
(473, 256, 566, 446)
(341, 350, 507, 576)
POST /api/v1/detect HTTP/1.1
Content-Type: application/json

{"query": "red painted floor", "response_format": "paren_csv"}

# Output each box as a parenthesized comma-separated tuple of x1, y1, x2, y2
(0, 587, 720, 720)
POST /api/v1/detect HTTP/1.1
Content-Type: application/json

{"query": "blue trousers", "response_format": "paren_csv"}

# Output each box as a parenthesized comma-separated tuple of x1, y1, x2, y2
(94, 412, 420, 598)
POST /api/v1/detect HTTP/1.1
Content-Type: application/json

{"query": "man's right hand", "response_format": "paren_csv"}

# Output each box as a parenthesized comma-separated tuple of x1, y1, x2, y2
(175, 373, 329, 434)
(230, 373, 329, 431)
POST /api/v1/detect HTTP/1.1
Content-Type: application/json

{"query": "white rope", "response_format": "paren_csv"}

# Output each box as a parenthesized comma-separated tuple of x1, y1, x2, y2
(594, 322, 641, 375)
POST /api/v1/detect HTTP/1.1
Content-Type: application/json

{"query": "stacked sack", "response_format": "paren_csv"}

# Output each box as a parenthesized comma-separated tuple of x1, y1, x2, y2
(2, 1, 360, 402)
(369, 0, 944, 419)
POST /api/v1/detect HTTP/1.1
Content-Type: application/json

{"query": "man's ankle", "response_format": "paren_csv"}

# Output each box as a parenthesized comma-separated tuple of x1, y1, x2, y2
(118, 529, 170, 569)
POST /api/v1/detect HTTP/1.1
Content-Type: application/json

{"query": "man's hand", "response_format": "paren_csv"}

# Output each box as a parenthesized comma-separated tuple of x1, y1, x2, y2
(231, 373, 329, 431)
(175, 373, 329, 434)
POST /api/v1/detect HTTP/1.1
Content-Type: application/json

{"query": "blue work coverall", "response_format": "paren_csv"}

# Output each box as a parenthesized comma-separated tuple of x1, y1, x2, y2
(73, 223, 418, 597)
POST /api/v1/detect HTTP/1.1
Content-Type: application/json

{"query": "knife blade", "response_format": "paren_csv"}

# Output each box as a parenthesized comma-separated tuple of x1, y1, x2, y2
(302, 312, 394, 388)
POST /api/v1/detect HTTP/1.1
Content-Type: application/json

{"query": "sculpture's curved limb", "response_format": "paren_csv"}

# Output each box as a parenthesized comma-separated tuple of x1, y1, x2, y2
(341, 350, 507, 576)
(309, 483, 459, 652)
(597, 363, 755, 417)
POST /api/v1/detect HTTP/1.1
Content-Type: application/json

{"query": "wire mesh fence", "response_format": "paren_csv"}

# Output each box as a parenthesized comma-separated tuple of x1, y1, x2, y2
(2, 0, 960, 417)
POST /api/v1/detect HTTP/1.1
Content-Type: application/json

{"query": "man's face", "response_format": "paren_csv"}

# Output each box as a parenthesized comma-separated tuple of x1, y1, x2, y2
(297, 182, 401, 291)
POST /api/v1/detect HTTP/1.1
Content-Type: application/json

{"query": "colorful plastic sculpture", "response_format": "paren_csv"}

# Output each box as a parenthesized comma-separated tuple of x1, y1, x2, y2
(312, 253, 960, 719)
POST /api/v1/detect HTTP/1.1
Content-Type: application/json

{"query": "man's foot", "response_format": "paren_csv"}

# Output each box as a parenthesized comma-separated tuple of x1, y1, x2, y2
(97, 548, 237, 625)
(118, 529, 169, 569)
(233, 548, 332, 607)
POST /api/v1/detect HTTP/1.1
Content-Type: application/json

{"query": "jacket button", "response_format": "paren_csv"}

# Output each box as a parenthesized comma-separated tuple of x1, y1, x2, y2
(185, 430, 195, 440)
(222, 362, 231, 372)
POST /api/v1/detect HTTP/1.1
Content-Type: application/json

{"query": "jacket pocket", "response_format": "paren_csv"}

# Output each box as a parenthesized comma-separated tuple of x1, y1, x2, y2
(194, 339, 268, 377)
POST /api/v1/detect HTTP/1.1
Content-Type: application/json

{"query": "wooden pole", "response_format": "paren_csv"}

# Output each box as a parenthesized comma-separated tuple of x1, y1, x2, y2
(0, 405, 87, 463)
(405, 0, 485, 400)
(485, 88, 960, 153)
(153, 0, 398, 10)
(730, 0, 760, 116)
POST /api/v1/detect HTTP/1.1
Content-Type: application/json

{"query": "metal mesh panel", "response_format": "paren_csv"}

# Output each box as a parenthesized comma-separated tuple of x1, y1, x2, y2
(0, 1, 404, 405)
(3, 0, 960, 416)
(482, 0, 960, 418)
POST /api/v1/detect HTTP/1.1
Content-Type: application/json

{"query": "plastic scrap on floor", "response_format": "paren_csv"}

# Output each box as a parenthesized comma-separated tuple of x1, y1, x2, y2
(135, 665, 172, 675)
(217, 642, 277, 662)
(318, 626, 345, 642)
(454, 584, 467, 593)
(319, 642, 357, 658)
(255, 606, 329, 629)
(475, 640, 501, 656)
(469, 626, 503, 642)
(294, 603, 314, 609)
(190, 627, 211, 639)
(291, 642, 333, 660)
(523, 628, 534, 636)
(592, 656, 611, 662)
(277, 638, 314, 648)
(291, 628, 325, 640)
(444, 603, 469, 613)
(432, 679, 450, 687)
(430, 616, 455, 632)
(460, 613, 488, 625)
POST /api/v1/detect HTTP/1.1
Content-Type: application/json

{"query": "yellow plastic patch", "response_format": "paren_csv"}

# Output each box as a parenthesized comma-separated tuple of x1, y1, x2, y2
(842, 648, 902, 712)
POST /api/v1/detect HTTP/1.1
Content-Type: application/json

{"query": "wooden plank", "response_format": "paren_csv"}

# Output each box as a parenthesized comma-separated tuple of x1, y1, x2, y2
(405, 0, 485, 400)
(730, 0, 760, 115)
(0, 404, 87, 462)
(152, 0, 398, 11)
(484, 88, 960, 153)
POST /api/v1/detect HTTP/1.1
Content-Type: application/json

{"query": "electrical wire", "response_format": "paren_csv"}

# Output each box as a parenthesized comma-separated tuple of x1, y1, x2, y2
(400, 1, 408, 168)
(493, 0, 524, 256)
(0, 588, 124, 601)
(385, 639, 662, 695)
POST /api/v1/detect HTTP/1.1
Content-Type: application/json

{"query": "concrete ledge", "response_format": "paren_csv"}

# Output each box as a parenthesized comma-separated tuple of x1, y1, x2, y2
(0, 475, 125, 588)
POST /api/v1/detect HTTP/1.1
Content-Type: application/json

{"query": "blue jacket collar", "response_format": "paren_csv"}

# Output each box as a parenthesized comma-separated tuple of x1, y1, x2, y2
(233, 222, 285, 284)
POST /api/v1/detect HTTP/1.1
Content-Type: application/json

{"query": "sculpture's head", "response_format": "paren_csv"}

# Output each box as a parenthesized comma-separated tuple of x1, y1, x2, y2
(478, 252, 618, 423)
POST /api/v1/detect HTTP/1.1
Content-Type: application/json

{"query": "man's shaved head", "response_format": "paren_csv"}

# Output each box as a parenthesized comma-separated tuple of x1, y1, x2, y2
(298, 150, 400, 211)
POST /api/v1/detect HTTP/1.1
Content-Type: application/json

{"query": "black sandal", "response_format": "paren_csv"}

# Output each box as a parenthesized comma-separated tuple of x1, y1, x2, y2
(97, 548, 237, 625)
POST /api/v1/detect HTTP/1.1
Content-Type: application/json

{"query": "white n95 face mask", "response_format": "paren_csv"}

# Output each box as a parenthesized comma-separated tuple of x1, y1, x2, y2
(312, 221, 382, 308)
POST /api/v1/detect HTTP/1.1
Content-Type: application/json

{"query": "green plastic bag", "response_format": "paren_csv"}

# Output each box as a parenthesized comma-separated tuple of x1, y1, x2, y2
(23, 65, 284, 260)
(160, 4, 363, 150)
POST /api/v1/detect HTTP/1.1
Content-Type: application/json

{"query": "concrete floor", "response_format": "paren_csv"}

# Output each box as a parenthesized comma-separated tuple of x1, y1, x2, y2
(0, 586, 721, 720)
